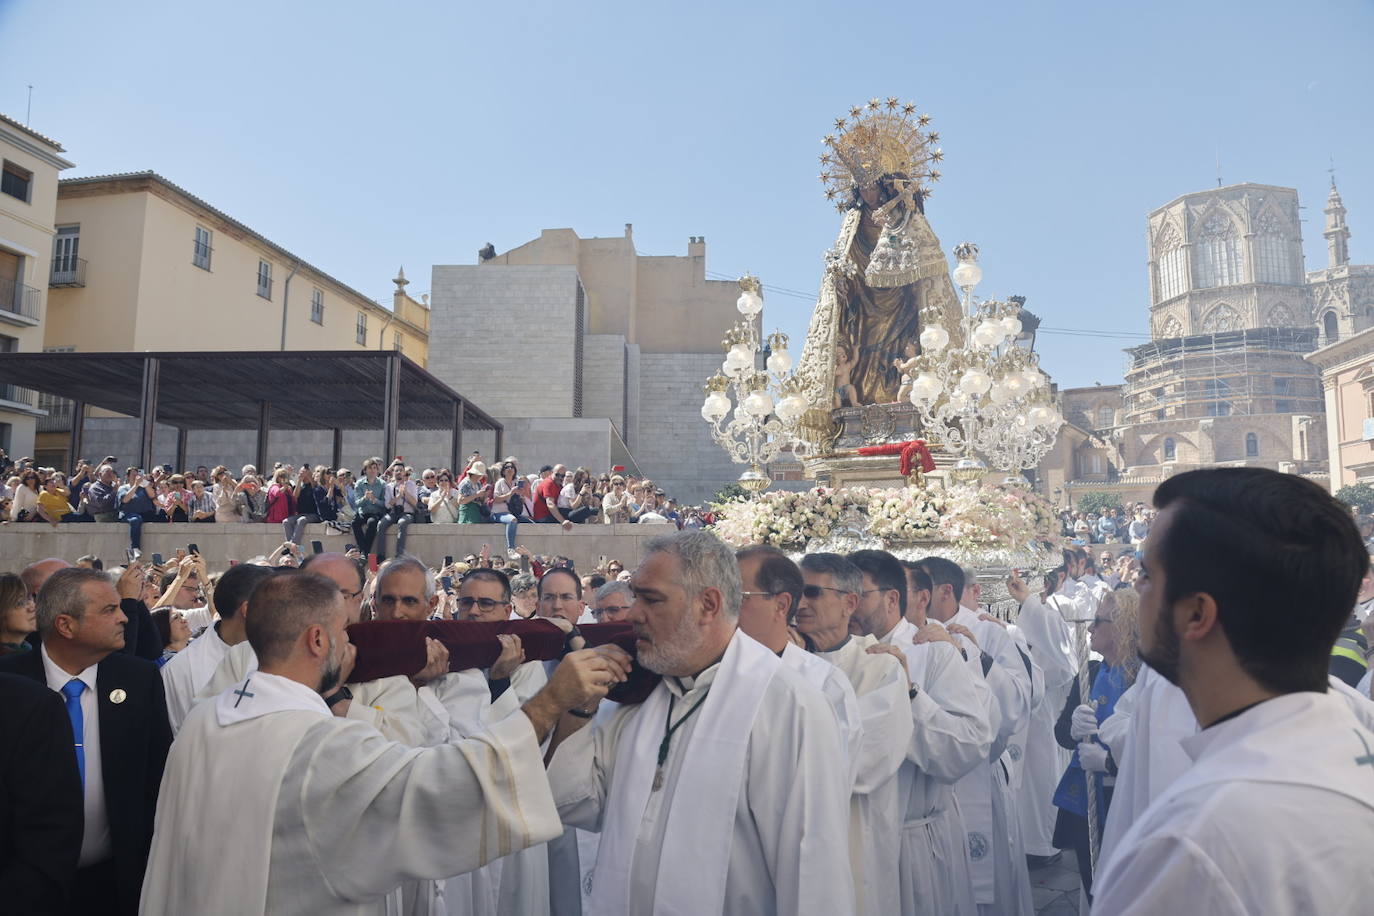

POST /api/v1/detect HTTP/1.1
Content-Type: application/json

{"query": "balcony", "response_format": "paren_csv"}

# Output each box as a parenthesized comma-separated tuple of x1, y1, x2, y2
(50, 256, 87, 288)
(0, 384, 42, 416)
(35, 396, 72, 433)
(0, 279, 41, 326)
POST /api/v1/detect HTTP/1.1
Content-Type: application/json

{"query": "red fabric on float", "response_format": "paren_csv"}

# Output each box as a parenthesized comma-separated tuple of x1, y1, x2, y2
(346, 619, 661, 703)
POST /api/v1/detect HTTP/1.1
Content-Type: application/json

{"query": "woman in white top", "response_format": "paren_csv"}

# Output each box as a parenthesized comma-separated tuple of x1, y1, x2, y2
(601, 475, 631, 524)
(9, 470, 40, 521)
(427, 469, 461, 523)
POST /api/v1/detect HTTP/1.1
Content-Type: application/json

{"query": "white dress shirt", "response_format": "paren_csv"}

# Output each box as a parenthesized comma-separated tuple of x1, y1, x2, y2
(41, 643, 112, 866)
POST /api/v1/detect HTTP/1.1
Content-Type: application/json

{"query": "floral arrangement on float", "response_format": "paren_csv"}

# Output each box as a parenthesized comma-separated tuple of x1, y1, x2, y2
(710, 480, 1060, 572)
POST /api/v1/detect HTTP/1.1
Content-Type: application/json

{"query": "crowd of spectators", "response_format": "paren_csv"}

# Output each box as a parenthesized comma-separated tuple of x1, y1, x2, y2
(1056, 501, 1153, 545)
(0, 451, 716, 558)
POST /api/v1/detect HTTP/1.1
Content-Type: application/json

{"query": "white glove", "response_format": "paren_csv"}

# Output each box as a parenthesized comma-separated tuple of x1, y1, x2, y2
(1070, 703, 1099, 741)
(1078, 740, 1109, 774)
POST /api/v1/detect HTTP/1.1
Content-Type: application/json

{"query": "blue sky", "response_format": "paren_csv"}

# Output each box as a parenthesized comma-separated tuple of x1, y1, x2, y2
(1, 0, 1370, 389)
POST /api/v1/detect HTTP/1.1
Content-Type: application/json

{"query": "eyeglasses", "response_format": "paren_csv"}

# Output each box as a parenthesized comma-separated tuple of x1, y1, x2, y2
(554, 472, 567, 478)
(802, 584, 853, 599)
(457, 597, 509, 611)
(858, 587, 897, 597)
(595, 604, 632, 615)
(740, 590, 778, 599)
(340, 586, 365, 600)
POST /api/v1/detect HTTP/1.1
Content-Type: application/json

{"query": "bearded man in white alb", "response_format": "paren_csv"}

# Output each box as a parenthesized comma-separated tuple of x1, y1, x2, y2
(797, 552, 913, 916)
(548, 531, 855, 915)
(140, 570, 629, 915)
(1093, 468, 1374, 914)
(847, 549, 991, 916)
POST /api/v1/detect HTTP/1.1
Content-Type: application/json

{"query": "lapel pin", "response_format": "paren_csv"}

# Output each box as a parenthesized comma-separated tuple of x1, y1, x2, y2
(109, 688, 127, 704)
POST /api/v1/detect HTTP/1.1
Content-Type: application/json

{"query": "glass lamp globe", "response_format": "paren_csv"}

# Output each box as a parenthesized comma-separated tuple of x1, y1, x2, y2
(766, 348, 792, 374)
(775, 393, 807, 423)
(742, 390, 774, 418)
(1000, 315, 1023, 338)
(1003, 373, 1028, 397)
(919, 325, 950, 352)
(1022, 368, 1046, 390)
(989, 380, 1013, 404)
(911, 371, 941, 401)
(959, 369, 992, 396)
(736, 291, 763, 317)
(972, 320, 1002, 348)
(947, 390, 970, 411)
(1028, 405, 1056, 427)
(701, 392, 730, 422)
(951, 261, 983, 290)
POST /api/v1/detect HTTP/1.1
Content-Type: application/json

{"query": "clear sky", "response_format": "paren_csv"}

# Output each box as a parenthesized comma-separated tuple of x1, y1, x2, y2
(1, 0, 1370, 390)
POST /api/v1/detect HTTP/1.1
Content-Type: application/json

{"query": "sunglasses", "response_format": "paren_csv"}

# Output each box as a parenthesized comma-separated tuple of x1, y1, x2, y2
(802, 584, 852, 599)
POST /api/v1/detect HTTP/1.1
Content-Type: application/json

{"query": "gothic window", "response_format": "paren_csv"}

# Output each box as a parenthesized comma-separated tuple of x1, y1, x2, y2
(1155, 221, 1187, 302)
(1163, 437, 1176, 461)
(1245, 432, 1259, 457)
(1201, 304, 1242, 333)
(1157, 315, 1184, 339)
(1254, 210, 1295, 285)
(1158, 315, 1184, 338)
(1323, 311, 1339, 342)
(1194, 211, 1245, 288)
(1095, 406, 1115, 428)
(1266, 303, 1296, 327)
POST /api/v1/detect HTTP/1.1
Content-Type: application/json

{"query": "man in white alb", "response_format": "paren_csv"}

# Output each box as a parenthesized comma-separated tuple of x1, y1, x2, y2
(848, 549, 991, 916)
(1093, 468, 1374, 914)
(548, 531, 855, 915)
(139, 569, 629, 915)
(735, 544, 863, 773)
(797, 552, 913, 916)
(161, 563, 277, 731)
(921, 556, 1034, 916)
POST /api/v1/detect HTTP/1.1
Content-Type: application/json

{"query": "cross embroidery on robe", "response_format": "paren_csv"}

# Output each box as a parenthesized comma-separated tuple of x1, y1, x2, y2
(233, 680, 255, 708)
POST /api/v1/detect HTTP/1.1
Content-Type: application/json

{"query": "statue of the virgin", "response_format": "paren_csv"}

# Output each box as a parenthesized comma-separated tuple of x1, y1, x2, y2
(792, 99, 963, 421)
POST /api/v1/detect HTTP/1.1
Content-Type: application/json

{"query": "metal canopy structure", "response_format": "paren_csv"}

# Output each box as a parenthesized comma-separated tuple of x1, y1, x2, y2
(0, 350, 502, 471)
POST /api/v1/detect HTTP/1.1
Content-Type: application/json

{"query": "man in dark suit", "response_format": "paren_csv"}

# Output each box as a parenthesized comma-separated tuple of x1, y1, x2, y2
(0, 672, 84, 914)
(0, 567, 172, 916)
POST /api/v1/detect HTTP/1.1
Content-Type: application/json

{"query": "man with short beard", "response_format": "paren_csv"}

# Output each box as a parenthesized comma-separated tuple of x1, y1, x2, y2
(796, 552, 913, 915)
(1093, 468, 1374, 913)
(142, 572, 629, 915)
(548, 532, 855, 915)
(847, 549, 991, 916)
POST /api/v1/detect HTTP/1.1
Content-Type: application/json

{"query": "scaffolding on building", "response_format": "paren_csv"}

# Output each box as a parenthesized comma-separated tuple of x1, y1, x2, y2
(1121, 328, 1323, 425)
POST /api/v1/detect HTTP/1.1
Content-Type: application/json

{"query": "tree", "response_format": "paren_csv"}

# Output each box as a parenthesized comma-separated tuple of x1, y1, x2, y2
(1075, 491, 1118, 517)
(1335, 482, 1374, 515)
(713, 482, 748, 504)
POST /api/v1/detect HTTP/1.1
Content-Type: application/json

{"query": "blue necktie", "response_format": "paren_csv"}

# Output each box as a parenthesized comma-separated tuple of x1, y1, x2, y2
(60, 678, 85, 792)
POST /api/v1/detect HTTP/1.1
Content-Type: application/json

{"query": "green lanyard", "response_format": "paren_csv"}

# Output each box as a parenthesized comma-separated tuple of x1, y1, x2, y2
(653, 691, 710, 791)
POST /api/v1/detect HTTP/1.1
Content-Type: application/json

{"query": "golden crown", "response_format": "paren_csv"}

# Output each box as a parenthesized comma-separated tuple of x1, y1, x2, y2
(819, 97, 944, 212)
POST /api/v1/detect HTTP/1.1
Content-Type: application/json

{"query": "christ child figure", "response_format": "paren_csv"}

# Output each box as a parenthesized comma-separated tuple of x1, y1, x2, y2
(893, 340, 920, 402)
(834, 343, 860, 408)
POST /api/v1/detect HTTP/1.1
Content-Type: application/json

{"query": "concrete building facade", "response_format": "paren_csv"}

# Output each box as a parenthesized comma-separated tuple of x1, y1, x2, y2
(429, 226, 746, 502)
(0, 113, 73, 460)
(34, 172, 434, 470)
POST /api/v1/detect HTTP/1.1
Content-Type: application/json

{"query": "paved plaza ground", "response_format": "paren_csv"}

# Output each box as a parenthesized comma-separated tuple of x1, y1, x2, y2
(1030, 853, 1084, 915)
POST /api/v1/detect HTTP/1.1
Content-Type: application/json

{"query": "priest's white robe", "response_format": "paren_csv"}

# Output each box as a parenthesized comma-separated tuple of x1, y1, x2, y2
(161, 623, 233, 731)
(550, 629, 855, 916)
(816, 634, 914, 916)
(197, 639, 442, 746)
(1092, 691, 1374, 915)
(139, 672, 562, 916)
(780, 640, 864, 784)
(946, 606, 1034, 916)
(879, 617, 992, 916)
(1098, 663, 1374, 873)
(1010, 593, 1077, 857)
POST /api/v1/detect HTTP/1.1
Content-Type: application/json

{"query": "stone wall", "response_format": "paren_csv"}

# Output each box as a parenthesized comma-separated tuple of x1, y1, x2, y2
(635, 352, 744, 503)
(428, 264, 580, 419)
(582, 334, 627, 431)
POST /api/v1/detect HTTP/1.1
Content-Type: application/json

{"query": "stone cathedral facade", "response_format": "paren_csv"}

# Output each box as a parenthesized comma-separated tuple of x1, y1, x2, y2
(1038, 180, 1369, 505)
